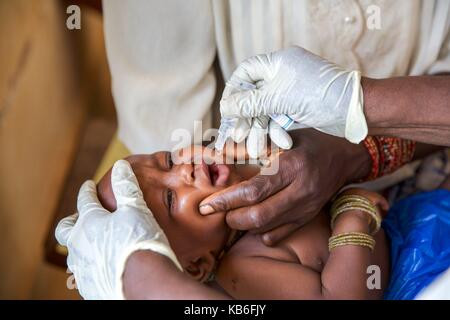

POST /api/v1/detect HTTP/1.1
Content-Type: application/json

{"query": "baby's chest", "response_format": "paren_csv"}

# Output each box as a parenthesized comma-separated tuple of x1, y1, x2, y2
(283, 228, 330, 272)
(229, 228, 330, 272)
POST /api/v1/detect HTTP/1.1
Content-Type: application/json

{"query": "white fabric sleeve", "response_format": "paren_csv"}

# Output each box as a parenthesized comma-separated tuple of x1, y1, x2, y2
(102, 0, 216, 153)
(428, 29, 450, 75)
(409, 0, 450, 76)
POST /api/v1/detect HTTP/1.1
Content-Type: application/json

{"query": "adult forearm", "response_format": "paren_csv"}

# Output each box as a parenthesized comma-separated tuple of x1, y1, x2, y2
(369, 126, 450, 146)
(362, 76, 450, 146)
(123, 250, 229, 300)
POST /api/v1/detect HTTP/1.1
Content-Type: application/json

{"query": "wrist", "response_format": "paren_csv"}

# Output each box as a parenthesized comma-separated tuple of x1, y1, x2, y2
(362, 77, 398, 131)
(343, 140, 372, 183)
(333, 211, 370, 234)
(361, 77, 380, 128)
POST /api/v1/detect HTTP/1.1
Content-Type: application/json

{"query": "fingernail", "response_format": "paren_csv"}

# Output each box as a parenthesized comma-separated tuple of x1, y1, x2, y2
(199, 204, 215, 215)
(259, 158, 271, 167)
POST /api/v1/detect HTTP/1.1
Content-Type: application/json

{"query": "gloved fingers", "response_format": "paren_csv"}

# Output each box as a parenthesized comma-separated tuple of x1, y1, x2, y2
(268, 120, 293, 150)
(231, 118, 251, 144)
(220, 89, 268, 118)
(227, 54, 271, 92)
(55, 213, 79, 246)
(111, 159, 149, 212)
(221, 76, 256, 103)
(77, 180, 106, 216)
(221, 53, 277, 118)
(221, 82, 237, 101)
(247, 116, 269, 159)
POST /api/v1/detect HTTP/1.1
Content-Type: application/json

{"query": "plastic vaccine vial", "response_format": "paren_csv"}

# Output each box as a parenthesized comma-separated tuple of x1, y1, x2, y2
(216, 117, 237, 151)
(215, 80, 295, 150)
(270, 114, 294, 130)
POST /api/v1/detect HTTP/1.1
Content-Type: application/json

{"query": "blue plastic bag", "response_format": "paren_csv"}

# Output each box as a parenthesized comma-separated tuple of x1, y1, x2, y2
(383, 189, 450, 299)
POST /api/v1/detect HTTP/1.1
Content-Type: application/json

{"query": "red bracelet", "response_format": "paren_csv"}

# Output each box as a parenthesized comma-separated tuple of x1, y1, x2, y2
(362, 136, 416, 181)
(362, 136, 380, 180)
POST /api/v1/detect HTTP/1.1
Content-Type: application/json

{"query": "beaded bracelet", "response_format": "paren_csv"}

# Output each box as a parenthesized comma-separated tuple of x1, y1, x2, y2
(362, 136, 380, 180)
(362, 136, 416, 181)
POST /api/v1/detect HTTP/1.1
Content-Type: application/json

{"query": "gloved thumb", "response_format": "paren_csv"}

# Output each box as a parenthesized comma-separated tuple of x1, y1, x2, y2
(111, 159, 149, 211)
(77, 180, 104, 215)
(55, 213, 78, 246)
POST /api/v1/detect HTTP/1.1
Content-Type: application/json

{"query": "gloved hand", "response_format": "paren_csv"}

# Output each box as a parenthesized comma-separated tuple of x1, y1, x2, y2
(55, 160, 182, 300)
(217, 80, 294, 159)
(218, 46, 368, 157)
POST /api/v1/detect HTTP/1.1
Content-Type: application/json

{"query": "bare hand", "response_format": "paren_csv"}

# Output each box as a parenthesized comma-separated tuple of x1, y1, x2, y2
(199, 129, 371, 245)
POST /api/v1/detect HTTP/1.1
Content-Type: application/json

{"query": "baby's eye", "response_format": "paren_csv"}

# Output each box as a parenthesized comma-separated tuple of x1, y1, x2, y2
(167, 152, 174, 169)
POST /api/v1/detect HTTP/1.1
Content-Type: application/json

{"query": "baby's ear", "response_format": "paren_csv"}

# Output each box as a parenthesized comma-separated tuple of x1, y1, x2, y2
(184, 252, 216, 282)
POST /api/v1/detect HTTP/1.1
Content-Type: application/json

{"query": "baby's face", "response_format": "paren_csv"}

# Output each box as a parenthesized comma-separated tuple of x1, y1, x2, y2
(97, 146, 244, 281)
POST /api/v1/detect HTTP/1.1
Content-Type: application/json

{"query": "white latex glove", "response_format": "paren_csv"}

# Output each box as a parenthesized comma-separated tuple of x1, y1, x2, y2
(55, 160, 182, 300)
(217, 80, 293, 159)
(218, 46, 368, 157)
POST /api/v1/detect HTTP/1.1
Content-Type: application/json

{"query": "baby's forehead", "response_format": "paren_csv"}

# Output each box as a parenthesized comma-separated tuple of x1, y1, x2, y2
(125, 152, 168, 186)
(125, 152, 164, 171)
(96, 152, 166, 211)
(126, 152, 161, 167)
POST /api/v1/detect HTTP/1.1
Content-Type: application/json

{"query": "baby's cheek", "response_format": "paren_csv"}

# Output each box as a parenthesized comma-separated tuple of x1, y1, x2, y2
(184, 188, 220, 211)
(201, 211, 228, 238)
(176, 188, 228, 233)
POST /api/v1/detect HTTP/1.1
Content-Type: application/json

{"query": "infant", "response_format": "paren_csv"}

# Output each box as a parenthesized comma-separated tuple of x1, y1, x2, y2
(97, 145, 390, 299)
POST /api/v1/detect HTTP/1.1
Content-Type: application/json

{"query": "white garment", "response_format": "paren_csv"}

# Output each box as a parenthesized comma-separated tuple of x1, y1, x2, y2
(102, 0, 450, 153)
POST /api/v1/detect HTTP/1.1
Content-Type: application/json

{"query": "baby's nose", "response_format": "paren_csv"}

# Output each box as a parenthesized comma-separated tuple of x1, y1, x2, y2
(178, 163, 195, 184)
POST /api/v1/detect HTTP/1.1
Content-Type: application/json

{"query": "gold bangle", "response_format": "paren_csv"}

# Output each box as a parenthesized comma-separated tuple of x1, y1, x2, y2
(328, 232, 376, 251)
(329, 232, 374, 241)
(331, 196, 379, 214)
(330, 195, 382, 235)
(332, 205, 381, 235)
(331, 195, 374, 208)
(329, 241, 374, 251)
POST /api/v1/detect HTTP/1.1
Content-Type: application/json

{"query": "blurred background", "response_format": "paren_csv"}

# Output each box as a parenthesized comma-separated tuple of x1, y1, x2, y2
(0, 0, 113, 299)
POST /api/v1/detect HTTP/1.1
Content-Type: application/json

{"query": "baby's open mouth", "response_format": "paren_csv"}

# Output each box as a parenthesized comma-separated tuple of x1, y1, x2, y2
(200, 161, 230, 186)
